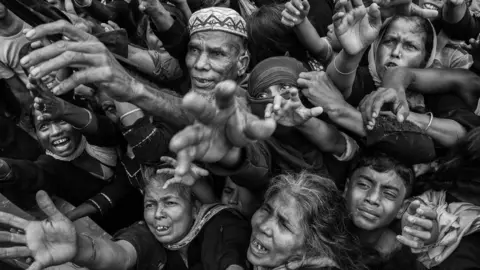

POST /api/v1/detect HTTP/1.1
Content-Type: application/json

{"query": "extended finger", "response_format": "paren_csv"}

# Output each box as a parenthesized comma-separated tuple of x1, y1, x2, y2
(310, 106, 324, 117)
(404, 226, 431, 241)
(163, 177, 182, 189)
(169, 125, 210, 153)
(52, 67, 111, 95)
(160, 156, 177, 166)
(416, 206, 437, 220)
(285, 2, 301, 15)
(264, 103, 274, 119)
(0, 231, 26, 244)
(194, 166, 210, 177)
(175, 148, 196, 177)
(396, 235, 422, 249)
(24, 20, 95, 43)
(21, 41, 105, 69)
(36, 190, 63, 220)
(290, 89, 301, 102)
(0, 213, 28, 230)
(156, 168, 176, 175)
(292, 0, 304, 10)
(244, 118, 277, 141)
(0, 246, 31, 259)
(273, 95, 283, 112)
(407, 215, 433, 230)
(31, 52, 106, 80)
(215, 80, 238, 111)
(407, 200, 422, 215)
(27, 261, 44, 270)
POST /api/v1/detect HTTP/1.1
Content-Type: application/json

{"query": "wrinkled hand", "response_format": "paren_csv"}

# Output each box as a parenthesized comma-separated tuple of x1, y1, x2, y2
(264, 88, 323, 126)
(139, 0, 164, 14)
(374, 0, 439, 19)
(30, 77, 67, 122)
(281, 0, 311, 27)
(333, 0, 382, 55)
(20, 20, 137, 102)
(169, 81, 276, 178)
(157, 156, 209, 189)
(359, 87, 409, 128)
(297, 71, 346, 110)
(0, 191, 77, 270)
(398, 200, 439, 249)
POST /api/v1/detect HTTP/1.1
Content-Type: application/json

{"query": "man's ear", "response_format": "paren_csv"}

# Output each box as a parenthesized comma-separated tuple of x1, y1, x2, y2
(237, 50, 250, 77)
(396, 199, 412, 219)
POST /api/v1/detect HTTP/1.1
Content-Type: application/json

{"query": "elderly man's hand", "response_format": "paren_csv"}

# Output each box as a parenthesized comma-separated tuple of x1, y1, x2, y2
(20, 20, 136, 102)
(169, 81, 276, 179)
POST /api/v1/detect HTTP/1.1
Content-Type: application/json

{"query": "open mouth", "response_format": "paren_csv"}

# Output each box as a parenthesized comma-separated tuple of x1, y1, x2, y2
(384, 62, 398, 69)
(192, 77, 215, 89)
(155, 225, 170, 233)
(51, 137, 71, 149)
(423, 3, 440, 11)
(250, 238, 269, 254)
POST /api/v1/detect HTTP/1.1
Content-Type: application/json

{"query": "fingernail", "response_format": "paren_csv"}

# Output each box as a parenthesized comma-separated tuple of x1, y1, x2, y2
(404, 227, 411, 233)
(20, 56, 30, 66)
(408, 216, 416, 223)
(417, 208, 424, 215)
(26, 29, 36, 38)
(52, 86, 59, 94)
(30, 67, 40, 77)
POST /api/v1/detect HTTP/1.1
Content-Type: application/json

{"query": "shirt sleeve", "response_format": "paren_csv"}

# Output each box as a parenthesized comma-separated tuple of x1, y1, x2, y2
(113, 221, 168, 270)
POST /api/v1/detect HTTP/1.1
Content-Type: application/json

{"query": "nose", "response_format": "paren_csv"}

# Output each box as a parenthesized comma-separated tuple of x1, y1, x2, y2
(228, 190, 239, 205)
(50, 123, 63, 136)
(390, 43, 402, 58)
(258, 216, 274, 237)
(194, 52, 210, 71)
(365, 188, 380, 206)
(154, 206, 166, 219)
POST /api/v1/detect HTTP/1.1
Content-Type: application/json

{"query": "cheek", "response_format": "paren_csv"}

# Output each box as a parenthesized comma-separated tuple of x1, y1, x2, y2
(36, 131, 50, 147)
(405, 52, 426, 68)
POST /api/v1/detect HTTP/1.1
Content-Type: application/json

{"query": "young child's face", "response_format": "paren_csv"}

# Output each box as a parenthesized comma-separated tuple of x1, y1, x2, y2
(345, 166, 408, 231)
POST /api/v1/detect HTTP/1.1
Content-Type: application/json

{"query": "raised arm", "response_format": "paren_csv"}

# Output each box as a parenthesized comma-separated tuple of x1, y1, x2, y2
(0, 191, 138, 270)
(20, 20, 193, 126)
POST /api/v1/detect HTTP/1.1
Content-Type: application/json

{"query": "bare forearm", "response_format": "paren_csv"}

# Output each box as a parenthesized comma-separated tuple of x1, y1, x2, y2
(326, 102, 367, 137)
(407, 112, 466, 147)
(128, 80, 193, 126)
(73, 236, 135, 270)
(176, 2, 192, 19)
(148, 8, 175, 32)
(296, 118, 346, 155)
(295, 19, 330, 60)
(326, 50, 364, 98)
(61, 103, 99, 135)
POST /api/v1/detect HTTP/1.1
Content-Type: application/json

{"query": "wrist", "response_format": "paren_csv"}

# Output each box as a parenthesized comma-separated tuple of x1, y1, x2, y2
(325, 100, 349, 119)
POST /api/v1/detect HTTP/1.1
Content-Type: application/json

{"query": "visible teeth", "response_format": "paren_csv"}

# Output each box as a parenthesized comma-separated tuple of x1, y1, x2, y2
(424, 3, 438, 10)
(156, 226, 169, 231)
(253, 240, 267, 251)
(53, 138, 68, 146)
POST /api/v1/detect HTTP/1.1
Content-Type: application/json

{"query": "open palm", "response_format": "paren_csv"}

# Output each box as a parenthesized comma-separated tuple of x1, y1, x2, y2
(333, 0, 382, 55)
(169, 81, 276, 178)
(0, 191, 77, 270)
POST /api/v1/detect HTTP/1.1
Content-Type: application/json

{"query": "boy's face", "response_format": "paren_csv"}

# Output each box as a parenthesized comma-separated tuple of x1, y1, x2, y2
(345, 167, 408, 231)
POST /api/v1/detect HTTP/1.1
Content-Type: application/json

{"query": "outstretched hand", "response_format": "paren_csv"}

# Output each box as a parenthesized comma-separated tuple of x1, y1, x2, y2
(169, 80, 276, 179)
(157, 156, 209, 189)
(20, 20, 136, 102)
(0, 191, 77, 270)
(398, 200, 439, 249)
(264, 88, 323, 126)
(333, 0, 382, 56)
(281, 0, 311, 27)
(29, 76, 67, 122)
(374, 0, 439, 19)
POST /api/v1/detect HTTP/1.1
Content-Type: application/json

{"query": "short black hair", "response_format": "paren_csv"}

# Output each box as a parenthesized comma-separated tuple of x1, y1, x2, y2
(349, 150, 415, 192)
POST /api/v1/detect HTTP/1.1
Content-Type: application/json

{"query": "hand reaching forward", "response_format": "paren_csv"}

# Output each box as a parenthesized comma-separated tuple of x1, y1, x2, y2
(359, 87, 410, 128)
(0, 191, 77, 270)
(20, 20, 136, 102)
(333, 0, 382, 56)
(281, 0, 311, 27)
(169, 81, 276, 179)
(374, 0, 439, 19)
(157, 156, 209, 189)
(398, 200, 439, 249)
(29, 77, 67, 122)
(264, 88, 323, 126)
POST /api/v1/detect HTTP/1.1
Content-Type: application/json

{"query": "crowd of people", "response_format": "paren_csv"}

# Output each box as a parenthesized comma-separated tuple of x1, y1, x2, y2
(0, 0, 479, 269)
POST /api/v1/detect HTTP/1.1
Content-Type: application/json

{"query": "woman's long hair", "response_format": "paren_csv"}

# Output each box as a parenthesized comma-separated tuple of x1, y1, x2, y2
(264, 172, 366, 270)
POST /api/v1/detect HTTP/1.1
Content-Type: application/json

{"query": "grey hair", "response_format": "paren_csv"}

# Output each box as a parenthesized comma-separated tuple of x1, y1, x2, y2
(141, 165, 193, 202)
(264, 171, 365, 270)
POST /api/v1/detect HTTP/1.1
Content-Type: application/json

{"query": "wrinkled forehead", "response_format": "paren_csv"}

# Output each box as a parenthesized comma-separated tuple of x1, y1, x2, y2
(383, 18, 427, 43)
(189, 31, 243, 51)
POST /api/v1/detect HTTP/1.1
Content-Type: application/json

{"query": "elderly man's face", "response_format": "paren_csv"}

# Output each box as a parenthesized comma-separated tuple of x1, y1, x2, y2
(186, 31, 247, 96)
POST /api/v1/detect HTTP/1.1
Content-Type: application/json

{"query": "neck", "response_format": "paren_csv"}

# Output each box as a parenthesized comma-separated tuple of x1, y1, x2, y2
(355, 226, 386, 248)
(0, 12, 23, 37)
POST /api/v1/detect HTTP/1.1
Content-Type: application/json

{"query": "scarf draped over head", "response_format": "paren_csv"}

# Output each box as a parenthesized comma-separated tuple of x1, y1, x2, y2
(368, 17, 438, 87)
(247, 56, 307, 118)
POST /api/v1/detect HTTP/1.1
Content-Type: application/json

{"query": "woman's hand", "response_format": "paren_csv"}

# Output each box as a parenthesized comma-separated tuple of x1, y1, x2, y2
(398, 200, 440, 249)
(264, 88, 323, 127)
(374, 0, 439, 19)
(157, 156, 209, 189)
(359, 87, 410, 128)
(281, 0, 310, 27)
(333, 0, 382, 56)
(169, 81, 276, 178)
(31, 78, 67, 122)
(0, 191, 78, 270)
(297, 71, 346, 110)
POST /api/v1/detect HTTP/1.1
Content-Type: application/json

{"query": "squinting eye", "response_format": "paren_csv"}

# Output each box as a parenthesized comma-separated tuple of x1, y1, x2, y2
(257, 93, 270, 99)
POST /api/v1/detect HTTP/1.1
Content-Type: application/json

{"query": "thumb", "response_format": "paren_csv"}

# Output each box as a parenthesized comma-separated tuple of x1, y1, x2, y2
(407, 200, 421, 215)
(394, 99, 409, 122)
(310, 106, 324, 117)
(36, 191, 63, 220)
(194, 167, 210, 177)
